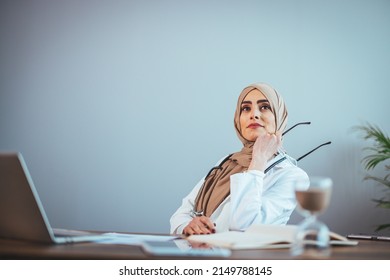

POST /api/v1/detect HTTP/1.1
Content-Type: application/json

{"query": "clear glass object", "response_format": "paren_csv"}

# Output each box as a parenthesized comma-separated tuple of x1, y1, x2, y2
(291, 176, 333, 258)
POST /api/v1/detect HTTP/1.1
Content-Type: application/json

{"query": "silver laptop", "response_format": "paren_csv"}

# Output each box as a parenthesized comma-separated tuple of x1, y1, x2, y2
(0, 152, 107, 244)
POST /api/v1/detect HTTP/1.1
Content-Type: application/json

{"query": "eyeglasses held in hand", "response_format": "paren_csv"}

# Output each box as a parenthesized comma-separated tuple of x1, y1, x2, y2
(283, 121, 331, 161)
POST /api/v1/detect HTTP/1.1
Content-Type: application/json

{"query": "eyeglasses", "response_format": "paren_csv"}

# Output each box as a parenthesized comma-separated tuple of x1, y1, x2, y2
(282, 121, 311, 136)
(283, 121, 331, 161)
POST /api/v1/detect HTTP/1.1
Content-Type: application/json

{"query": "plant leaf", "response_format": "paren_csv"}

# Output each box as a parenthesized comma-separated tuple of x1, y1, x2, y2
(375, 224, 390, 232)
(372, 199, 390, 209)
(362, 154, 390, 170)
(353, 123, 390, 170)
(364, 175, 390, 188)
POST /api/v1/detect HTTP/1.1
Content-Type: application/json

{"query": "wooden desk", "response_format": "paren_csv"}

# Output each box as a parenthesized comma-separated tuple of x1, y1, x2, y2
(1, 237, 389, 259)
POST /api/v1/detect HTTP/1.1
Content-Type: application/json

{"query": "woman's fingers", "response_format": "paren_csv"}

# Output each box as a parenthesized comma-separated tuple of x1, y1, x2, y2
(183, 216, 215, 235)
(254, 131, 281, 156)
(249, 130, 283, 171)
(199, 216, 215, 232)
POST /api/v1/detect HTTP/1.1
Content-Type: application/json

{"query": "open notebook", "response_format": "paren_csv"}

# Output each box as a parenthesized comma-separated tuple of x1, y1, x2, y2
(187, 224, 358, 249)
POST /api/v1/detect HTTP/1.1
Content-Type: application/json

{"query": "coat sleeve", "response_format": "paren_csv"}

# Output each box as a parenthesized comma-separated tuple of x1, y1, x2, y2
(170, 156, 227, 234)
(169, 177, 205, 234)
(229, 166, 309, 231)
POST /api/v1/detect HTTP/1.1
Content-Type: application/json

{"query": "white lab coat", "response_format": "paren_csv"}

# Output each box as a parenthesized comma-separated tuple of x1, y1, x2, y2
(170, 153, 309, 234)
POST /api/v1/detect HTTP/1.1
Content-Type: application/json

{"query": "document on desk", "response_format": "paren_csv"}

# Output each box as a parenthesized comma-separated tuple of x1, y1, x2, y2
(187, 224, 358, 249)
(94, 232, 178, 245)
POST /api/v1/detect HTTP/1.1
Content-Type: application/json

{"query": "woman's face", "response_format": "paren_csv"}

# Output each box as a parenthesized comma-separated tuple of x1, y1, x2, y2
(239, 89, 276, 141)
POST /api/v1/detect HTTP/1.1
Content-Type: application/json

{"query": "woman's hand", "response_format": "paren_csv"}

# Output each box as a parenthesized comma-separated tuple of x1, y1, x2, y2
(248, 130, 282, 172)
(183, 216, 215, 235)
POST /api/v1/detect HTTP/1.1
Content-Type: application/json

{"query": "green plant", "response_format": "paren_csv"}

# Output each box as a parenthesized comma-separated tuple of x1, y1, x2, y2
(354, 123, 390, 231)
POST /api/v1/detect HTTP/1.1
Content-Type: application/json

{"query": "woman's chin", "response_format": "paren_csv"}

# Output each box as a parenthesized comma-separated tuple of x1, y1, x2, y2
(244, 134, 259, 142)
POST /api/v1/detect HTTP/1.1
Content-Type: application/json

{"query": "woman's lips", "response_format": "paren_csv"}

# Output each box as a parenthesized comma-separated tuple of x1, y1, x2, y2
(247, 123, 263, 129)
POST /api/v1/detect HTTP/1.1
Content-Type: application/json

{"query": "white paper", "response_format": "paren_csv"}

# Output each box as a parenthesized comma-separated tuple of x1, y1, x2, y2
(187, 224, 358, 249)
(93, 232, 178, 245)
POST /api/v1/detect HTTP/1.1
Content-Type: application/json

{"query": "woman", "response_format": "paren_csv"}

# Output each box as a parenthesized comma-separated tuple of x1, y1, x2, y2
(170, 83, 309, 235)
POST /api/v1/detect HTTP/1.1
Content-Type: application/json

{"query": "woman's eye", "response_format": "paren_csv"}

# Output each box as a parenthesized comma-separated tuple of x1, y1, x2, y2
(241, 106, 250, 112)
(260, 105, 271, 111)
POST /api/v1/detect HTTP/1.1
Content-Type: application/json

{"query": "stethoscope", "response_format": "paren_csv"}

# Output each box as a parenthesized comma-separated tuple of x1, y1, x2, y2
(191, 121, 331, 217)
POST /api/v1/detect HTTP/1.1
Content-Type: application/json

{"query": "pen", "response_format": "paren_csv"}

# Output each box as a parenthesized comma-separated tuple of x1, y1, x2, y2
(347, 234, 390, 242)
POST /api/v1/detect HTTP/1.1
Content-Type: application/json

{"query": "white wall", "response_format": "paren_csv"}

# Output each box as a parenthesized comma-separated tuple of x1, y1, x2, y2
(1, 0, 389, 235)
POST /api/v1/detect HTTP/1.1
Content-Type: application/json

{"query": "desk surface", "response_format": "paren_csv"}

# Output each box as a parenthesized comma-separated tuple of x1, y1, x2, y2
(1, 235, 390, 260)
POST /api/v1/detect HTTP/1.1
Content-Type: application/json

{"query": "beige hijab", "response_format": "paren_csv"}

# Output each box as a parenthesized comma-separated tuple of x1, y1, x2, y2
(194, 83, 288, 217)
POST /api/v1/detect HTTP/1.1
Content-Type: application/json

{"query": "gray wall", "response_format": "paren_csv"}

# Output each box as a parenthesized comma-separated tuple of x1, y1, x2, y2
(1, 0, 389, 235)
